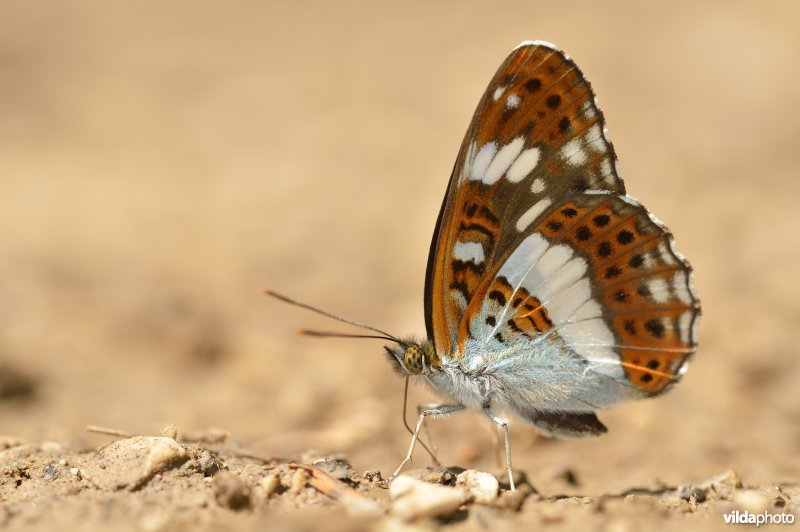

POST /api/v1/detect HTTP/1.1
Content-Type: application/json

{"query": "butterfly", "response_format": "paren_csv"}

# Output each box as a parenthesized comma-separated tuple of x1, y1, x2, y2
(267, 40, 700, 491)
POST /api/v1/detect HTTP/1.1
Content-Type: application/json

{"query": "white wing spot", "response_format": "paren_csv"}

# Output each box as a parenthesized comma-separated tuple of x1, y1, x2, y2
(537, 257, 588, 301)
(506, 147, 541, 183)
(530, 178, 546, 193)
(642, 251, 657, 269)
(600, 159, 613, 184)
(506, 93, 520, 109)
(560, 138, 587, 165)
(451, 291, 468, 311)
(531, 245, 574, 283)
(678, 311, 692, 344)
(459, 140, 477, 184)
(546, 278, 593, 326)
(647, 278, 670, 303)
(581, 100, 596, 119)
(558, 317, 617, 363)
(658, 242, 677, 265)
(672, 271, 692, 304)
(516, 198, 552, 232)
(453, 241, 485, 264)
(493, 86, 507, 101)
(498, 233, 550, 284)
(484, 137, 525, 184)
(585, 124, 605, 152)
(470, 142, 497, 181)
(573, 298, 603, 321)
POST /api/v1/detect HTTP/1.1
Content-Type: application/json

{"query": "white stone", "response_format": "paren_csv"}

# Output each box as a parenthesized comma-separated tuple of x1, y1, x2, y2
(455, 470, 499, 504)
(390, 476, 465, 521)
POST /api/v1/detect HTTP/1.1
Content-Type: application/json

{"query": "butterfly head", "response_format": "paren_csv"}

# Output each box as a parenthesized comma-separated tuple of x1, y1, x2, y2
(384, 340, 439, 376)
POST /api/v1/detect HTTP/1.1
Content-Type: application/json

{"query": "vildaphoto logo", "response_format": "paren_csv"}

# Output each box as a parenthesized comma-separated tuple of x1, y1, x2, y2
(723, 510, 795, 526)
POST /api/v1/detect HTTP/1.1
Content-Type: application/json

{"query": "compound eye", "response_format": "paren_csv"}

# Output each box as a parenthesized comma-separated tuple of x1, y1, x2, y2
(403, 346, 424, 375)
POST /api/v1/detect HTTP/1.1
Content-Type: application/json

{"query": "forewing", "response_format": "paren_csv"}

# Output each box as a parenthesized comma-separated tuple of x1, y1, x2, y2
(425, 41, 623, 356)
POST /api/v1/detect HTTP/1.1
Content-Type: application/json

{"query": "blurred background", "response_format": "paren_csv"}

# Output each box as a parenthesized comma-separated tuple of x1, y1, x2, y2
(1, 0, 798, 495)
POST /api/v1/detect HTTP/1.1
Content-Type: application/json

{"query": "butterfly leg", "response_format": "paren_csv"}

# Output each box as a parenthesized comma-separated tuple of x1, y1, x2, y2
(417, 402, 444, 463)
(390, 403, 464, 481)
(484, 409, 515, 491)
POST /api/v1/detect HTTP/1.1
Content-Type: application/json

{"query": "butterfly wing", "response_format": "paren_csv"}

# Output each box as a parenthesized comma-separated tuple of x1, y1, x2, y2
(426, 41, 624, 354)
(424, 42, 700, 432)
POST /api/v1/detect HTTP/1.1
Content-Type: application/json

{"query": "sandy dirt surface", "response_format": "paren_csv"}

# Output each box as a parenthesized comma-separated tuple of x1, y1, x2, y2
(1, 1, 799, 530)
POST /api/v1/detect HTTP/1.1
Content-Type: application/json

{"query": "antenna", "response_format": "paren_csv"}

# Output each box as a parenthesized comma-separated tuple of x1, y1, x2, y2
(263, 289, 404, 345)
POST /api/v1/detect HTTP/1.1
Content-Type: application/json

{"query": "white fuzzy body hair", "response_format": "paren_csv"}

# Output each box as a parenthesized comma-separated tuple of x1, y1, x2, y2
(421, 337, 641, 419)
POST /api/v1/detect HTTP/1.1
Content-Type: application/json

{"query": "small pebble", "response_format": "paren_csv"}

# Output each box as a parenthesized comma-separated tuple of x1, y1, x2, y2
(494, 484, 533, 511)
(401, 467, 456, 486)
(732, 490, 769, 513)
(679, 484, 708, 503)
(159, 424, 178, 440)
(456, 470, 499, 504)
(213, 471, 251, 510)
(312, 458, 353, 481)
(390, 476, 465, 521)
(711, 469, 743, 490)
(142, 438, 186, 479)
(260, 474, 280, 497)
(290, 468, 309, 494)
(363, 470, 384, 483)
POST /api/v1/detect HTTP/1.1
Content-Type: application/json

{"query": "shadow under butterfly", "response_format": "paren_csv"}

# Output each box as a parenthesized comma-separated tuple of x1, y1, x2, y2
(266, 40, 701, 491)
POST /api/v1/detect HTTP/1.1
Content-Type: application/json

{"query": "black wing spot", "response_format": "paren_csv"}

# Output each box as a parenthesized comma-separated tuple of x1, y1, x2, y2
(512, 297, 522, 308)
(488, 290, 507, 307)
(629, 254, 644, 268)
(494, 332, 505, 344)
(645, 318, 666, 339)
(605, 266, 622, 279)
(558, 116, 570, 132)
(624, 320, 636, 335)
(597, 241, 613, 258)
(466, 203, 478, 217)
(449, 280, 471, 301)
(524, 78, 542, 92)
(616, 230, 635, 245)
(647, 359, 660, 369)
(613, 290, 627, 302)
(593, 214, 611, 227)
(547, 220, 563, 231)
(546, 94, 561, 109)
(479, 205, 499, 224)
(640, 373, 654, 383)
(561, 207, 578, 218)
(576, 226, 592, 241)
(501, 106, 518, 124)
(486, 316, 497, 327)
(452, 260, 485, 276)
(458, 222, 495, 248)
(525, 315, 541, 332)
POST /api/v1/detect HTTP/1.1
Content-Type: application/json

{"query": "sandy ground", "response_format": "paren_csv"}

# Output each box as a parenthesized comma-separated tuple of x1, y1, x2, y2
(1, 1, 799, 530)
